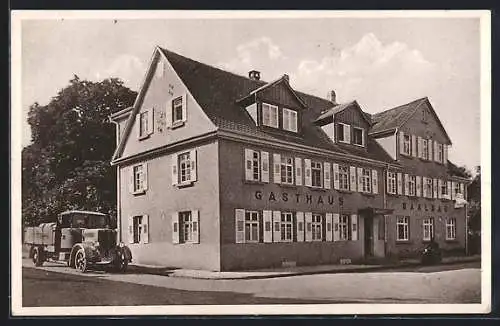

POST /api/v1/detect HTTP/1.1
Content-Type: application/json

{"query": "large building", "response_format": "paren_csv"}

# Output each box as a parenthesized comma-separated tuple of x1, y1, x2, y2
(110, 46, 470, 271)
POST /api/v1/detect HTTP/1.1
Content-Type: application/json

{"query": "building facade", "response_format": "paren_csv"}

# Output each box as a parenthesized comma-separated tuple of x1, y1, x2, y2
(110, 46, 469, 271)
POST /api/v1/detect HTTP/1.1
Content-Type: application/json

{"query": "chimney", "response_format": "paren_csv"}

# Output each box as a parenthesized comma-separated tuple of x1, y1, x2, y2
(327, 90, 337, 104)
(283, 74, 289, 82)
(248, 70, 261, 81)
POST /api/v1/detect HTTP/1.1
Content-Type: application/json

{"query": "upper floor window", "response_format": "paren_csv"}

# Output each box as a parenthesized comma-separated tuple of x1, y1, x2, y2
(337, 123, 350, 143)
(437, 143, 444, 163)
(441, 179, 448, 197)
(132, 163, 147, 193)
(311, 161, 323, 188)
(262, 103, 279, 128)
(454, 182, 462, 197)
(339, 165, 350, 191)
(246, 150, 260, 182)
(361, 168, 372, 193)
(280, 156, 294, 184)
(387, 172, 397, 194)
(179, 152, 192, 183)
(403, 134, 411, 156)
(422, 139, 429, 160)
(172, 149, 197, 186)
(352, 127, 364, 146)
(172, 96, 184, 124)
(408, 175, 416, 196)
(282, 108, 298, 132)
(425, 177, 433, 197)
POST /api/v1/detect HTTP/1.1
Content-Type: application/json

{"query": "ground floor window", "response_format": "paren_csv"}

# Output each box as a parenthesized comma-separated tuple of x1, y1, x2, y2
(280, 212, 293, 242)
(396, 216, 409, 241)
(312, 213, 323, 241)
(180, 211, 195, 243)
(422, 217, 434, 241)
(133, 215, 143, 243)
(245, 211, 260, 243)
(339, 214, 351, 240)
(446, 218, 456, 240)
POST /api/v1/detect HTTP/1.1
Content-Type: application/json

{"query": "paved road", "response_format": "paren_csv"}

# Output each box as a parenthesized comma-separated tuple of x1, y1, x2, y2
(21, 259, 481, 305)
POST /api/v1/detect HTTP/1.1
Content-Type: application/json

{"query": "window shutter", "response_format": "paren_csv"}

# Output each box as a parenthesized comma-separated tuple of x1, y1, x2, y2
(422, 176, 427, 197)
(192, 210, 199, 244)
(273, 153, 281, 184)
(272, 211, 281, 243)
(305, 212, 313, 242)
(417, 136, 422, 158)
(371, 169, 378, 194)
(304, 159, 312, 187)
(332, 163, 340, 190)
(147, 109, 154, 135)
(416, 176, 422, 197)
(136, 113, 142, 139)
(433, 178, 438, 199)
(172, 212, 179, 244)
(181, 93, 188, 122)
(324, 162, 331, 189)
(443, 145, 448, 164)
(263, 210, 273, 243)
(189, 149, 197, 182)
(438, 179, 443, 199)
(142, 163, 148, 191)
(351, 214, 358, 241)
(397, 172, 403, 195)
(128, 216, 134, 243)
(171, 154, 178, 186)
(344, 125, 351, 143)
(434, 140, 439, 162)
(333, 213, 340, 242)
(261, 151, 269, 183)
(296, 211, 305, 242)
(129, 166, 135, 194)
(166, 100, 172, 127)
(349, 166, 357, 191)
(325, 213, 333, 242)
(235, 209, 245, 244)
(411, 135, 417, 157)
(404, 174, 409, 196)
(427, 139, 433, 161)
(244, 149, 253, 181)
(447, 181, 452, 200)
(460, 183, 465, 196)
(142, 214, 149, 244)
(357, 167, 363, 192)
(399, 131, 405, 156)
(451, 181, 456, 200)
(295, 157, 302, 186)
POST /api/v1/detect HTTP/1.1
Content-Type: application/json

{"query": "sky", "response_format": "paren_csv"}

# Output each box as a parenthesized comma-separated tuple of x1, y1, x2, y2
(20, 14, 482, 171)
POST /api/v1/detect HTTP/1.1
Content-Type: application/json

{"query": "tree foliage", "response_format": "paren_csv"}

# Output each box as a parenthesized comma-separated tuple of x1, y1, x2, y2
(467, 166, 481, 232)
(22, 76, 137, 226)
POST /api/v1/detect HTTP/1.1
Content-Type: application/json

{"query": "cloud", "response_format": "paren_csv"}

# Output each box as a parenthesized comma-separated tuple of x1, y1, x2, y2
(293, 33, 436, 112)
(217, 37, 285, 75)
(94, 54, 145, 90)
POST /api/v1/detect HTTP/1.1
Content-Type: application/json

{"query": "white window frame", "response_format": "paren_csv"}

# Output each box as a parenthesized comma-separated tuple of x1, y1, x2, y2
(408, 175, 416, 196)
(246, 150, 260, 182)
(387, 171, 397, 194)
(172, 96, 184, 124)
(441, 179, 448, 197)
(396, 216, 409, 241)
(337, 123, 350, 143)
(422, 139, 429, 160)
(438, 143, 444, 163)
(180, 211, 194, 243)
(139, 111, 149, 139)
(244, 211, 260, 243)
(454, 182, 461, 197)
(423, 217, 434, 241)
(403, 134, 411, 156)
(425, 178, 433, 198)
(339, 214, 351, 241)
(339, 165, 350, 191)
(361, 168, 372, 193)
(311, 161, 323, 188)
(280, 156, 294, 185)
(280, 212, 293, 242)
(133, 164, 145, 193)
(178, 152, 192, 184)
(282, 108, 298, 132)
(352, 126, 364, 146)
(311, 213, 323, 241)
(262, 103, 279, 128)
(132, 215, 143, 244)
(446, 218, 457, 240)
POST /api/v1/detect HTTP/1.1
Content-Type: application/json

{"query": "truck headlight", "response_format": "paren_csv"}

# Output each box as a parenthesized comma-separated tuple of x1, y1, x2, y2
(118, 242, 125, 248)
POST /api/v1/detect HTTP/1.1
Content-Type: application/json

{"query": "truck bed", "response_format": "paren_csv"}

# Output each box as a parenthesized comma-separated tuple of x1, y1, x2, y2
(24, 223, 57, 246)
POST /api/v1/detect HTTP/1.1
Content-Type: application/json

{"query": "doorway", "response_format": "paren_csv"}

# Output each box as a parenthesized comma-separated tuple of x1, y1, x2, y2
(364, 216, 374, 257)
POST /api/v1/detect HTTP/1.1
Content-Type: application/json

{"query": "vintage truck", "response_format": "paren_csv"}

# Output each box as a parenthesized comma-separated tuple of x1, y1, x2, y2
(24, 210, 132, 273)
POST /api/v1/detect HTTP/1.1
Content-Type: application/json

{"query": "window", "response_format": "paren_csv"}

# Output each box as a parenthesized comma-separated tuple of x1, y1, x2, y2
(396, 216, 409, 241)
(172, 96, 184, 123)
(403, 134, 411, 155)
(339, 165, 350, 191)
(422, 139, 429, 160)
(280, 212, 293, 242)
(180, 211, 197, 243)
(139, 111, 149, 138)
(245, 211, 259, 243)
(280, 156, 294, 184)
(312, 214, 323, 241)
(262, 103, 278, 128)
(178, 152, 191, 183)
(362, 168, 372, 193)
(353, 127, 364, 146)
(282, 108, 298, 132)
(441, 180, 448, 197)
(311, 161, 322, 188)
(246, 150, 260, 181)
(438, 143, 444, 163)
(423, 217, 434, 241)
(132, 215, 143, 243)
(446, 218, 456, 240)
(408, 175, 416, 196)
(454, 182, 461, 196)
(425, 178, 433, 198)
(387, 172, 397, 194)
(133, 164, 145, 193)
(339, 214, 351, 240)
(337, 123, 349, 143)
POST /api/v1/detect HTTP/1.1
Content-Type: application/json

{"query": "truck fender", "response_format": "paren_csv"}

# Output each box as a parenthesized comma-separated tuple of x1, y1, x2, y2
(69, 244, 94, 267)
(116, 245, 132, 262)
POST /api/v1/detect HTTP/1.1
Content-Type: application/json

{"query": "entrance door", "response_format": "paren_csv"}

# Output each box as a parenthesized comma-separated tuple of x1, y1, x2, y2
(364, 216, 374, 257)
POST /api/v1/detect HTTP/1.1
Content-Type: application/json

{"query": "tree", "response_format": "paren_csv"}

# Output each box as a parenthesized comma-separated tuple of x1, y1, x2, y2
(467, 166, 481, 255)
(22, 76, 137, 226)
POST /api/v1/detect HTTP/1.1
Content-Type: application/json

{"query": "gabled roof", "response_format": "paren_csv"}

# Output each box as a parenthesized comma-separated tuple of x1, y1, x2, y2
(369, 97, 452, 144)
(160, 47, 395, 164)
(315, 100, 372, 126)
(241, 74, 308, 108)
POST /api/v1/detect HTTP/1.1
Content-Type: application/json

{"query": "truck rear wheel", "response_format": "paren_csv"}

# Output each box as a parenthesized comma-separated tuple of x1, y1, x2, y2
(32, 247, 44, 267)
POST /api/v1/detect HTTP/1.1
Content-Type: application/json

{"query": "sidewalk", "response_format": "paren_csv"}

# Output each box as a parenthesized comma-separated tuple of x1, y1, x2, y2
(129, 255, 481, 280)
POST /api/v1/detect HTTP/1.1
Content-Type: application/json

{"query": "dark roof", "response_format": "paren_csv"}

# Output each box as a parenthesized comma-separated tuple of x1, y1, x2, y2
(161, 47, 395, 163)
(369, 98, 427, 135)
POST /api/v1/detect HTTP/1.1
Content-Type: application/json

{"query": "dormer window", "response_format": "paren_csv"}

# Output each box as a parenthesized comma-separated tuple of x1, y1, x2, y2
(282, 108, 298, 132)
(262, 103, 278, 128)
(336, 123, 350, 143)
(352, 127, 365, 146)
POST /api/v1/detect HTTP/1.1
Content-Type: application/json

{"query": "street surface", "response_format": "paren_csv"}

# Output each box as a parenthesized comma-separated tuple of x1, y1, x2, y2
(21, 259, 481, 306)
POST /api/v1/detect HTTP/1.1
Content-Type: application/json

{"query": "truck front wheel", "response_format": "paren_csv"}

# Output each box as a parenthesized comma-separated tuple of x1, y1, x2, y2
(74, 249, 88, 273)
(32, 247, 44, 267)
